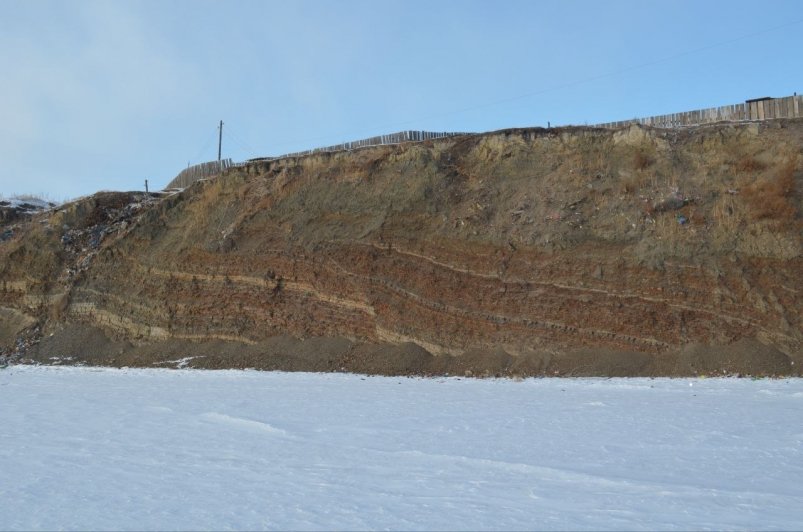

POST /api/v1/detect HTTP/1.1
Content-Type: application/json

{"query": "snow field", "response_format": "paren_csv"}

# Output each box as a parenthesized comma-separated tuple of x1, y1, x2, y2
(1, 366, 801, 530)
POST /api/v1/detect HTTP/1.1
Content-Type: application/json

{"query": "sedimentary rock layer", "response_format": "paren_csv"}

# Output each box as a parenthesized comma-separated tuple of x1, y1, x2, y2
(2, 120, 801, 374)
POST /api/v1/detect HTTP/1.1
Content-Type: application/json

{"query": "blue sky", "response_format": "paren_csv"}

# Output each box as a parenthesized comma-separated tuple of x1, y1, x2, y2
(1, 0, 801, 199)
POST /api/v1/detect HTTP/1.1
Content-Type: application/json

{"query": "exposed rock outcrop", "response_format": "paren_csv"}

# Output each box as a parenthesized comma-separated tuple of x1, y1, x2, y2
(2, 120, 801, 375)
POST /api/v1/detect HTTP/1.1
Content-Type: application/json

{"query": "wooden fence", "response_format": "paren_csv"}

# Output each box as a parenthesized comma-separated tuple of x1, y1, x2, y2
(256, 130, 469, 161)
(596, 94, 802, 129)
(166, 159, 233, 189)
(165, 95, 802, 189)
(166, 131, 467, 189)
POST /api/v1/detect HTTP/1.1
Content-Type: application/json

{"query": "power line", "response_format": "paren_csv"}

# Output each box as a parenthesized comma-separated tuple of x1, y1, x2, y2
(183, 18, 802, 161)
(186, 122, 254, 164)
(266, 17, 803, 151)
(225, 126, 256, 155)
(403, 17, 803, 122)
(191, 129, 219, 163)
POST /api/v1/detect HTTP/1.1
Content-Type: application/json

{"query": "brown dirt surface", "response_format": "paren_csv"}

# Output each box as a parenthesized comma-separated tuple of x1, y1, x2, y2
(0, 308, 36, 348)
(3, 120, 802, 376)
(22, 324, 797, 378)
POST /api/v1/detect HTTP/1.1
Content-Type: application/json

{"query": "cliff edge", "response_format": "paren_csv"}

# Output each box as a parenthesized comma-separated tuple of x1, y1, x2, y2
(2, 120, 801, 376)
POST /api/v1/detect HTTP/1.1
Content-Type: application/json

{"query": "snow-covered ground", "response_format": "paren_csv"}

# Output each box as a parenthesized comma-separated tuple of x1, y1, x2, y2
(0, 196, 55, 211)
(1, 366, 801, 531)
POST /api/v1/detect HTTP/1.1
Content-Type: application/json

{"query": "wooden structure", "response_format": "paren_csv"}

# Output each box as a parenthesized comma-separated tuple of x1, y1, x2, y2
(167, 159, 233, 189)
(165, 131, 466, 189)
(165, 94, 802, 189)
(596, 94, 802, 129)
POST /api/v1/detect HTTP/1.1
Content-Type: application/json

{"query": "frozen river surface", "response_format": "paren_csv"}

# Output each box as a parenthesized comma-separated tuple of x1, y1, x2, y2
(1, 365, 802, 530)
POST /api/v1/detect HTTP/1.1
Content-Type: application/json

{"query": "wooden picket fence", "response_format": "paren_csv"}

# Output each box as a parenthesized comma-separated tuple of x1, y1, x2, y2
(166, 95, 802, 189)
(595, 94, 802, 129)
(166, 159, 233, 189)
(258, 130, 468, 161)
(166, 131, 466, 189)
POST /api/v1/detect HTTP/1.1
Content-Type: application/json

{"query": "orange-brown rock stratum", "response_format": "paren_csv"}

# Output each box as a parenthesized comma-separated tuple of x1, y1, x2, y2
(2, 120, 801, 376)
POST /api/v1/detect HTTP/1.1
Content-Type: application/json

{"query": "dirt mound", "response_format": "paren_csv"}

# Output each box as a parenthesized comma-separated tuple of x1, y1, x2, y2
(348, 342, 437, 375)
(25, 324, 132, 365)
(0, 308, 36, 351)
(20, 324, 799, 378)
(443, 348, 515, 376)
(0, 307, 38, 364)
(546, 349, 657, 377)
(675, 339, 792, 376)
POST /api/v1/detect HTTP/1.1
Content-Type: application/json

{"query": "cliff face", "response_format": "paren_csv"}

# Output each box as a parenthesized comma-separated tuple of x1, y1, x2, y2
(2, 120, 801, 375)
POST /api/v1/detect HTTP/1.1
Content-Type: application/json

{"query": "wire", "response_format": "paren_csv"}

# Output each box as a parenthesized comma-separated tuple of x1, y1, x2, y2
(266, 17, 803, 150)
(188, 123, 260, 163)
(191, 129, 219, 164)
(225, 126, 256, 155)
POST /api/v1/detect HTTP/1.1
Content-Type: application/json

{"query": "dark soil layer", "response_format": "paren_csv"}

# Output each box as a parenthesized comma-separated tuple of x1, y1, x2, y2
(23, 324, 797, 377)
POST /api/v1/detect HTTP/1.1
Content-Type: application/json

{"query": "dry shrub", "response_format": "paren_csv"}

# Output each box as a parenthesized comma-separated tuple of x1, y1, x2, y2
(653, 211, 677, 237)
(619, 168, 658, 194)
(632, 148, 654, 171)
(583, 150, 611, 176)
(712, 195, 743, 233)
(621, 174, 642, 194)
(688, 206, 706, 225)
(742, 157, 798, 223)
(732, 155, 766, 173)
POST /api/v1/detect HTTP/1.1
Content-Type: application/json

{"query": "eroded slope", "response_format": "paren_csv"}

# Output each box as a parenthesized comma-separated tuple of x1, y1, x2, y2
(2, 121, 801, 375)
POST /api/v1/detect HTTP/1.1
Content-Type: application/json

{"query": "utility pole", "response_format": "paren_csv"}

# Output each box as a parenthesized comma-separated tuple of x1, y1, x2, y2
(145, 179, 149, 194)
(218, 120, 224, 162)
